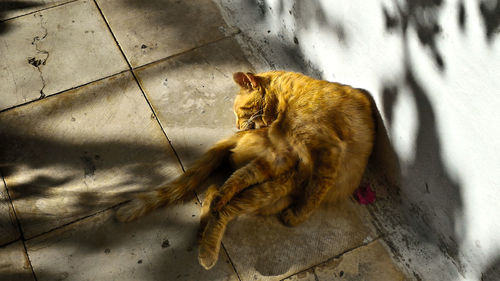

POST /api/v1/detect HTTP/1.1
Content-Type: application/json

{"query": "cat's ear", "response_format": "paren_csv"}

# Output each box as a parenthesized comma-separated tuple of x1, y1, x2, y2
(233, 72, 259, 89)
(233, 72, 248, 88)
(245, 72, 260, 88)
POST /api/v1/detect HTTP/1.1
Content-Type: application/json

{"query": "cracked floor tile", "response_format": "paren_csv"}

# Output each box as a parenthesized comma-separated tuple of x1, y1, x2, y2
(0, 241, 35, 281)
(96, 0, 238, 68)
(0, 71, 182, 239)
(0, 0, 128, 111)
(313, 240, 407, 281)
(222, 200, 376, 281)
(0, 177, 20, 245)
(26, 202, 238, 281)
(134, 37, 254, 166)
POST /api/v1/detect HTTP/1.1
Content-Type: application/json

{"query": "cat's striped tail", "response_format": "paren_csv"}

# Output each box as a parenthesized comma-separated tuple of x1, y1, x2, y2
(115, 135, 240, 222)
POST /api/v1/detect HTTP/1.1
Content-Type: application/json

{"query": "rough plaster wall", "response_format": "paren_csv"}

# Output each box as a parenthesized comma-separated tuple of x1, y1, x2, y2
(215, 0, 500, 280)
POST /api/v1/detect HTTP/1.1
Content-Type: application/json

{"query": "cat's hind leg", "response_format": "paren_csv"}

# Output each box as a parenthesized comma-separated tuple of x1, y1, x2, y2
(198, 184, 219, 240)
(199, 174, 293, 269)
(211, 148, 297, 212)
(281, 146, 342, 226)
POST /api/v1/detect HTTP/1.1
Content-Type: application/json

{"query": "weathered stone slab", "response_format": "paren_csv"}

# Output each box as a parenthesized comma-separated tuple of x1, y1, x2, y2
(0, 241, 35, 281)
(282, 240, 407, 281)
(27, 202, 238, 281)
(134, 37, 254, 165)
(96, 0, 238, 67)
(223, 200, 377, 281)
(0, 0, 128, 111)
(0, 71, 182, 239)
(313, 240, 407, 281)
(0, 175, 20, 245)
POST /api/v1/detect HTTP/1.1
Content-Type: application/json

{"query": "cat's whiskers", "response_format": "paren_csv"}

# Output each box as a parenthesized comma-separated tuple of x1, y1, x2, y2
(242, 111, 263, 131)
(243, 109, 263, 130)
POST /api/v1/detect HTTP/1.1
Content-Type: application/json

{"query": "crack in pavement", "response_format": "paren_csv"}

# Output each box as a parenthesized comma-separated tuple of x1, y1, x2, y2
(28, 14, 49, 99)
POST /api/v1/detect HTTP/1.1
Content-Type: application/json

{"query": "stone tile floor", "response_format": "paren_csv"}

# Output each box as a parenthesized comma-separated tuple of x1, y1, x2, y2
(0, 1, 408, 280)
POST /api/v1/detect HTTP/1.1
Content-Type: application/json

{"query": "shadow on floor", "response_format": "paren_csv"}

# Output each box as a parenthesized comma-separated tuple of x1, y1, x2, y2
(0, 1, 44, 34)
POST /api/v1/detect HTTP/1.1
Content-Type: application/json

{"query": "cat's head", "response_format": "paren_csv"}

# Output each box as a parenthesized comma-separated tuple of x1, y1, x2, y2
(232, 72, 273, 130)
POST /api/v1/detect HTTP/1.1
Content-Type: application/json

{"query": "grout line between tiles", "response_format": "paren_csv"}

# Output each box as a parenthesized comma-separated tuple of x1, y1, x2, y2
(1, 170, 23, 242)
(221, 242, 243, 281)
(0, 0, 79, 23)
(132, 32, 240, 71)
(0, 33, 234, 116)
(0, 171, 21, 240)
(130, 72, 186, 172)
(279, 237, 384, 281)
(0, 31, 233, 116)
(0, 170, 38, 281)
(23, 201, 124, 243)
(0, 238, 21, 249)
(92, 0, 186, 173)
(312, 267, 320, 281)
(20, 237, 39, 281)
(0, 69, 130, 114)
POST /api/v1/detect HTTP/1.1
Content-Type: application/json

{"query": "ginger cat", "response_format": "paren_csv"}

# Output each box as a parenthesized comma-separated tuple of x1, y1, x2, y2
(211, 71, 375, 226)
(116, 70, 375, 270)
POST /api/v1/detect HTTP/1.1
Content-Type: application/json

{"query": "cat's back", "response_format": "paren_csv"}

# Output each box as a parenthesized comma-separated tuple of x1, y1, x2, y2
(269, 72, 374, 142)
(260, 71, 375, 202)
(267, 71, 371, 117)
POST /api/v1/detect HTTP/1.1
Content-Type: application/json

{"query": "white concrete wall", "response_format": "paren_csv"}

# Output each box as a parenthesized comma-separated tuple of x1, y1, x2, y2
(216, 0, 500, 280)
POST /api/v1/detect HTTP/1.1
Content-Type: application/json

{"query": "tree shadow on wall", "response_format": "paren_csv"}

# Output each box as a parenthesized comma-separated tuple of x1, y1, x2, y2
(383, 0, 446, 72)
(482, 255, 500, 281)
(379, 69, 465, 276)
(375, 0, 489, 278)
(479, 0, 500, 41)
(229, 0, 499, 279)
(383, 0, 500, 72)
(238, 0, 348, 78)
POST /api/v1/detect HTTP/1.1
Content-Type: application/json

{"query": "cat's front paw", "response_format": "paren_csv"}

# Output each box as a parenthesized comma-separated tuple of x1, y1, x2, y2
(280, 208, 303, 227)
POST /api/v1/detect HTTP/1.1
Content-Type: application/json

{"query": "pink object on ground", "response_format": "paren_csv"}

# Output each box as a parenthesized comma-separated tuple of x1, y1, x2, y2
(355, 183, 376, 204)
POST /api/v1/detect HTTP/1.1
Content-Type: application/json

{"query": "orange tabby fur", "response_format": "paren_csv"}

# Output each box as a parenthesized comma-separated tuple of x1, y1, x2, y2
(199, 71, 375, 269)
(116, 128, 299, 269)
(211, 71, 375, 227)
(116, 70, 375, 270)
